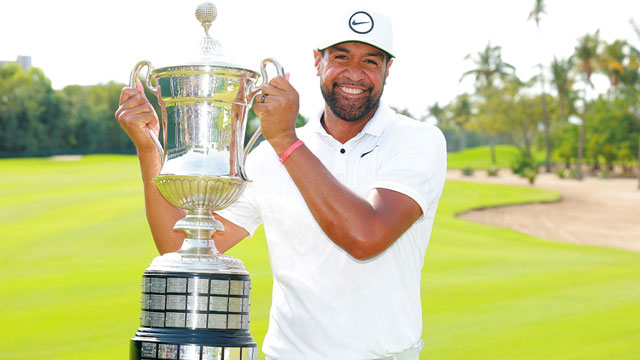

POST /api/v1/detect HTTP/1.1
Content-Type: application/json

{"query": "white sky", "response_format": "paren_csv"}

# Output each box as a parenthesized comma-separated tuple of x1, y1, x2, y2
(1, 0, 639, 119)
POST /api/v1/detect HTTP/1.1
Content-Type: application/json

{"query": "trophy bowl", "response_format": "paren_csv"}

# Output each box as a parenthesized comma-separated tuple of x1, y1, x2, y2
(154, 176, 247, 212)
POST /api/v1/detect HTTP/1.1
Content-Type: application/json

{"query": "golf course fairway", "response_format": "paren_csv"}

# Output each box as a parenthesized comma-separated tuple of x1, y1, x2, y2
(1, 155, 638, 359)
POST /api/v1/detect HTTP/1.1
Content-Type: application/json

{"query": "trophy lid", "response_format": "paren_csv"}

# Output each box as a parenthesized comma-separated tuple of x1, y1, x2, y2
(154, 2, 258, 74)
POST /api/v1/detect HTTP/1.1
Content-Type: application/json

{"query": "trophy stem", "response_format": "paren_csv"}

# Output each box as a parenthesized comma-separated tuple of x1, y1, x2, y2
(174, 209, 224, 255)
(178, 239, 218, 255)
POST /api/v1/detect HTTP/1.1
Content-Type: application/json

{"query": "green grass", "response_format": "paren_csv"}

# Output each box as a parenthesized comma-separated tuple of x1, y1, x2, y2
(448, 145, 557, 170)
(423, 181, 640, 359)
(448, 145, 522, 170)
(1, 155, 639, 359)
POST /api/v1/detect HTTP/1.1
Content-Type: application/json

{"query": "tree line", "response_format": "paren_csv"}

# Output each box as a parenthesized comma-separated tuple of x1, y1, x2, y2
(0, 63, 136, 157)
(1, 0, 639, 188)
(400, 1, 640, 185)
(0, 62, 308, 158)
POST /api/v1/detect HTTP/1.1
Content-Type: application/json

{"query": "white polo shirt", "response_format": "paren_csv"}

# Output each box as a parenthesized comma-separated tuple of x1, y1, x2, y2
(219, 102, 447, 359)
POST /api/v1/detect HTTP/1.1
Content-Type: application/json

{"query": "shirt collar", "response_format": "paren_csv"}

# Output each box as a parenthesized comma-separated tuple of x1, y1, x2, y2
(307, 100, 394, 139)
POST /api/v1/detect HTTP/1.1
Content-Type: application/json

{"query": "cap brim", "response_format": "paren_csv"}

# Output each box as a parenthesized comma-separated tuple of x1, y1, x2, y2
(317, 40, 395, 58)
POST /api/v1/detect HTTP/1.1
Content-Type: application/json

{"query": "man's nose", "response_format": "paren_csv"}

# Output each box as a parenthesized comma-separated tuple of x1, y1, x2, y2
(343, 64, 365, 81)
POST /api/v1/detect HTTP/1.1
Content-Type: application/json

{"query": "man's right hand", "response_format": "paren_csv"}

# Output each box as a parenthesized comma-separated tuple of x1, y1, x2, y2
(115, 79, 160, 156)
(115, 79, 182, 254)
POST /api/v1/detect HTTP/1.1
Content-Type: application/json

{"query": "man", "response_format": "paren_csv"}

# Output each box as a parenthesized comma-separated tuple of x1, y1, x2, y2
(116, 6, 446, 360)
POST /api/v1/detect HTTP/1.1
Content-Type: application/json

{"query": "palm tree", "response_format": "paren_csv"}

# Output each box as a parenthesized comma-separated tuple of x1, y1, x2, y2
(460, 42, 515, 164)
(574, 31, 601, 86)
(427, 102, 445, 124)
(528, 0, 552, 172)
(450, 93, 473, 151)
(572, 30, 602, 180)
(527, 0, 546, 26)
(599, 39, 628, 94)
(460, 42, 516, 90)
(550, 56, 578, 169)
(550, 57, 574, 124)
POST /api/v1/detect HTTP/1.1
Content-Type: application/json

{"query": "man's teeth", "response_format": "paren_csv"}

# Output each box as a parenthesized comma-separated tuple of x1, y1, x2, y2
(339, 86, 364, 94)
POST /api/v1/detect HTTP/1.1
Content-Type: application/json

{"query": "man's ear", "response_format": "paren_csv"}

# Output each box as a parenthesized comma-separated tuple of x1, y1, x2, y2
(313, 49, 323, 76)
(383, 58, 393, 85)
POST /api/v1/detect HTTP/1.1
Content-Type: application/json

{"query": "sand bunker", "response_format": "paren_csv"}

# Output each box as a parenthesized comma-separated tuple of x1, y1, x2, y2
(448, 169, 640, 252)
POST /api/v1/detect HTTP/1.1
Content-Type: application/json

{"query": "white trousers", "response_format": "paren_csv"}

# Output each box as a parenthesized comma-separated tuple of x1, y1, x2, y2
(265, 339, 423, 360)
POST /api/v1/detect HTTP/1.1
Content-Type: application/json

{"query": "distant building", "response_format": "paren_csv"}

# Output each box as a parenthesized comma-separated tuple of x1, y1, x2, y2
(0, 55, 32, 71)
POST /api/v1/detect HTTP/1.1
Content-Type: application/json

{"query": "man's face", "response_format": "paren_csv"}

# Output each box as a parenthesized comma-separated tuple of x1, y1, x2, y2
(314, 42, 392, 122)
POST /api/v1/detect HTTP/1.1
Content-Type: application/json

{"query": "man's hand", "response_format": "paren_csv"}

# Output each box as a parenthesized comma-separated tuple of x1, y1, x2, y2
(115, 80, 160, 157)
(115, 80, 179, 254)
(252, 74, 301, 155)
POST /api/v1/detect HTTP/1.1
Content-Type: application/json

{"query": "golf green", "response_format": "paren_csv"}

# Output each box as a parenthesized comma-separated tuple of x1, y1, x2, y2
(1, 155, 638, 359)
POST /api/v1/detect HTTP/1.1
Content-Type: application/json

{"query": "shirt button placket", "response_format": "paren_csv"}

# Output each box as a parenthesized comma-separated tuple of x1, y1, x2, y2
(335, 147, 347, 179)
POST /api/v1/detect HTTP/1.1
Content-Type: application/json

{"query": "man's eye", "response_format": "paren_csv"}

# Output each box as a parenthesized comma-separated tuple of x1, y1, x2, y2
(365, 59, 380, 66)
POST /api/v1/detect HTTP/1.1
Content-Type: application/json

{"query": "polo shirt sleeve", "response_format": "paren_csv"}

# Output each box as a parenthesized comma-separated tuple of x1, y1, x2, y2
(216, 148, 264, 237)
(369, 122, 447, 220)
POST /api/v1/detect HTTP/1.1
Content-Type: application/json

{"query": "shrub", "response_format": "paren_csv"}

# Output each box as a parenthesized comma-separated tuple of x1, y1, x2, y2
(556, 168, 573, 179)
(524, 168, 537, 185)
(462, 166, 474, 176)
(487, 165, 499, 177)
(511, 152, 538, 185)
(568, 168, 580, 179)
(511, 153, 537, 175)
(598, 168, 612, 179)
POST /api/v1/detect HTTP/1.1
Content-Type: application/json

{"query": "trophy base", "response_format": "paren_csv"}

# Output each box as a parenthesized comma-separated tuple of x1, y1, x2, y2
(131, 270, 256, 360)
(130, 328, 257, 360)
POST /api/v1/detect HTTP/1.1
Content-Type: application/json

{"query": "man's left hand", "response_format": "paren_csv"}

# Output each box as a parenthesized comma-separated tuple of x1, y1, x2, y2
(252, 74, 300, 155)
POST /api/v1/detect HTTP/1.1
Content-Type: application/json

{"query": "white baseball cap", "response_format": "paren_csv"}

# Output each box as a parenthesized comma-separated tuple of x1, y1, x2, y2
(316, 7, 394, 58)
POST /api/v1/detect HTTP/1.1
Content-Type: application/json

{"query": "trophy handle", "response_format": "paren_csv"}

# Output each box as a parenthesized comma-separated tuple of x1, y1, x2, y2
(129, 60, 165, 164)
(242, 58, 285, 178)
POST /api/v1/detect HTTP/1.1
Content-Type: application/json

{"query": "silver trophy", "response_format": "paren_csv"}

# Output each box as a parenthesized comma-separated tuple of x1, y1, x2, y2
(129, 3, 283, 359)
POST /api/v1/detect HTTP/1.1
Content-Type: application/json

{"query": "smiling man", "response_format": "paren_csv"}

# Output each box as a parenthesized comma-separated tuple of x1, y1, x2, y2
(116, 6, 446, 360)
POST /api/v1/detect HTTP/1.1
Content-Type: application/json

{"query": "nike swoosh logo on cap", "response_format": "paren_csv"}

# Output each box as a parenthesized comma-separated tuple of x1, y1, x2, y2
(351, 20, 370, 26)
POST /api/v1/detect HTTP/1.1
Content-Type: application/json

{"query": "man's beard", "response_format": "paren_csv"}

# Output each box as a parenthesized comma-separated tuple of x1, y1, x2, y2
(321, 82, 381, 122)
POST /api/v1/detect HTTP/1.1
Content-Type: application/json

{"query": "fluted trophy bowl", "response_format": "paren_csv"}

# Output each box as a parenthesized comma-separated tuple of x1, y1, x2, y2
(155, 176, 246, 214)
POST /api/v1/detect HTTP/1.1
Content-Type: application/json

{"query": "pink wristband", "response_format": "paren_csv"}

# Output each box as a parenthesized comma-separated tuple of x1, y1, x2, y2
(279, 140, 304, 164)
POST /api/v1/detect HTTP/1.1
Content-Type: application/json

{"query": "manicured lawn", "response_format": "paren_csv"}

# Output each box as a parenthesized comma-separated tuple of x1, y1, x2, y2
(447, 145, 557, 170)
(447, 145, 522, 170)
(1, 155, 638, 359)
(423, 181, 640, 359)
